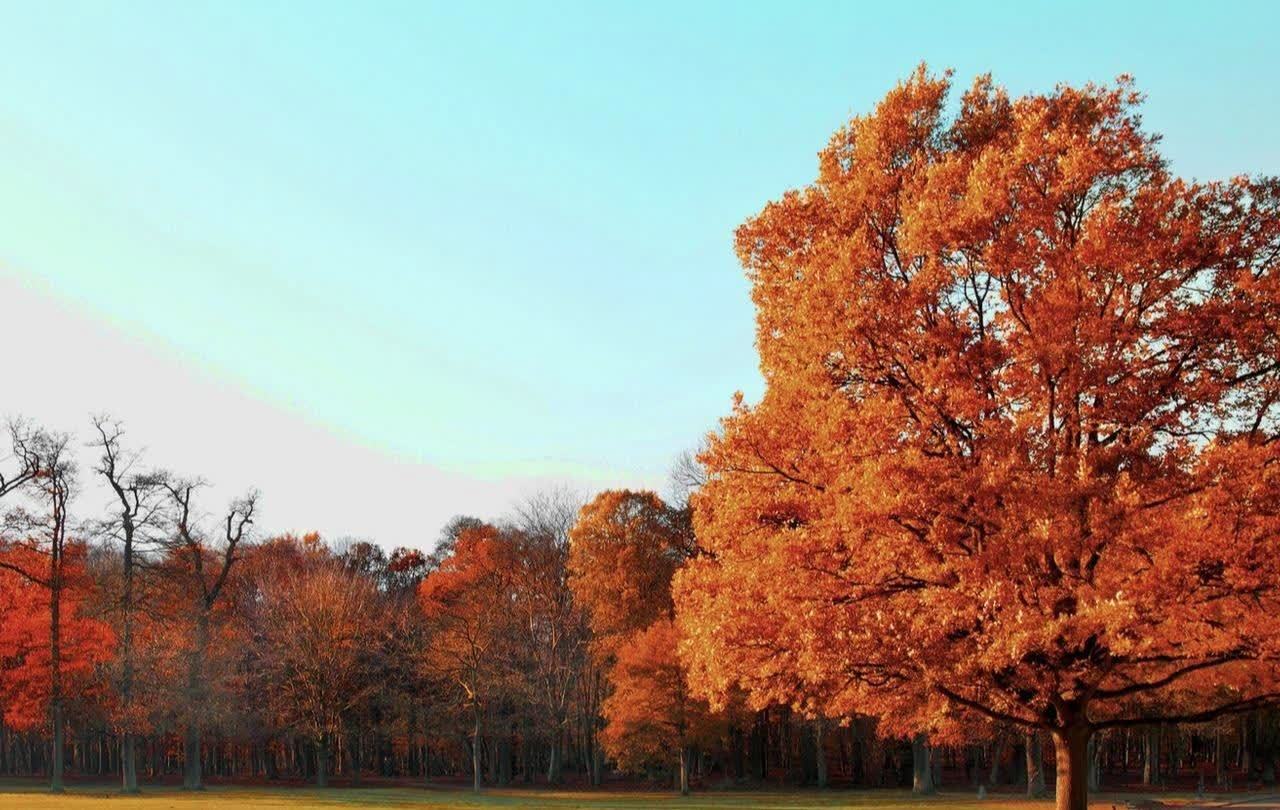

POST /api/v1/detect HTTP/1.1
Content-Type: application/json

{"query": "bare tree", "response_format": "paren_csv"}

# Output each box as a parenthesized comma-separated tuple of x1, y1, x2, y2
(0, 420, 43, 500)
(161, 478, 256, 790)
(509, 488, 585, 784)
(90, 416, 166, 793)
(666, 446, 707, 509)
(0, 427, 75, 792)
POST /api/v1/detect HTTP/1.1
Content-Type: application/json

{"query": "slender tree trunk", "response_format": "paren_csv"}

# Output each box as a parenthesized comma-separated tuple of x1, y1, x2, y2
(121, 734, 138, 793)
(678, 746, 690, 795)
(1051, 725, 1090, 810)
(315, 735, 328, 787)
(49, 546, 64, 793)
(1143, 725, 1160, 785)
(120, 530, 138, 793)
(814, 720, 828, 789)
(546, 733, 561, 784)
(520, 721, 531, 784)
(590, 669, 604, 786)
(591, 738, 603, 787)
(1087, 732, 1101, 792)
(911, 734, 935, 795)
(1027, 730, 1047, 797)
(989, 735, 1005, 786)
(49, 704, 64, 793)
(1215, 726, 1225, 789)
(183, 609, 209, 789)
(471, 713, 482, 793)
(347, 730, 361, 786)
(183, 725, 202, 790)
(1242, 715, 1253, 777)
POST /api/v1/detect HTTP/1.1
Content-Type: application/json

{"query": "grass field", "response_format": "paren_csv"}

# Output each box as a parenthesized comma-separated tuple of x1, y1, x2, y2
(0, 783, 1276, 810)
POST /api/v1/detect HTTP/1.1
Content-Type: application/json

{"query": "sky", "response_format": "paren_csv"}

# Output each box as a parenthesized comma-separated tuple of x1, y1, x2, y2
(1, 1, 1277, 548)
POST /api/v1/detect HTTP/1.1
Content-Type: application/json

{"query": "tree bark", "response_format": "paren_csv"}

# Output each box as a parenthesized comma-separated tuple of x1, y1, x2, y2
(121, 734, 139, 793)
(1215, 726, 1225, 789)
(120, 536, 138, 794)
(347, 731, 361, 786)
(546, 734, 561, 785)
(989, 735, 1005, 786)
(183, 610, 209, 790)
(678, 746, 690, 795)
(1241, 714, 1253, 777)
(591, 743, 604, 786)
(49, 703, 64, 793)
(1027, 730, 1047, 797)
(183, 725, 202, 790)
(1087, 732, 1101, 792)
(1051, 725, 1090, 810)
(315, 736, 328, 787)
(911, 733, 935, 795)
(814, 720, 828, 789)
(1143, 725, 1160, 785)
(49, 544, 64, 793)
(471, 713, 482, 793)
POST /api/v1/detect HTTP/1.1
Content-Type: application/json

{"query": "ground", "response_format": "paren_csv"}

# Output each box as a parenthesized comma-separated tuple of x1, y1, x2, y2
(0, 784, 1278, 809)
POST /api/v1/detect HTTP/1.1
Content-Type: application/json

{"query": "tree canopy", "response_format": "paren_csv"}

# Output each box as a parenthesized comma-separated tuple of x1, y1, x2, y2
(675, 67, 1280, 810)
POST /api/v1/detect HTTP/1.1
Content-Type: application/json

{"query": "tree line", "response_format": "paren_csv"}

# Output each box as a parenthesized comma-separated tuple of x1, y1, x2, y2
(0, 417, 1277, 801)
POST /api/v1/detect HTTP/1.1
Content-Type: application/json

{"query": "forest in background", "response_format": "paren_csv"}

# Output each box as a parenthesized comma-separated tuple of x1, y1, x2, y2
(2, 420, 1275, 800)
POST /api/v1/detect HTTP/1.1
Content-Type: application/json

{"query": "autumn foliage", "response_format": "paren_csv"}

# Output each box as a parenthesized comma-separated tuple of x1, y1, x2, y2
(565, 490, 710, 791)
(674, 67, 1280, 810)
(0, 543, 113, 731)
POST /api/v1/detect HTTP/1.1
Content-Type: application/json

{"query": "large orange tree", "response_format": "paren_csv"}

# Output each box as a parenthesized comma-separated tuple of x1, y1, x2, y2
(675, 68, 1280, 810)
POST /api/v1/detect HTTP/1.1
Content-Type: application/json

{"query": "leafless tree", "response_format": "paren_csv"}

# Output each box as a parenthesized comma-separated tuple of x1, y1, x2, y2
(90, 416, 167, 793)
(0, 426, 75, 792)
(509, 488, 585, 784)
(0, 420, 43, 501)
(667, 446, 707, 509)
(160, 477, 256, 790)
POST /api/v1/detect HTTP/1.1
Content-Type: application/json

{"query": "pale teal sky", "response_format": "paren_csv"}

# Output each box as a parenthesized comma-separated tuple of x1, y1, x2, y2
(1, 2, 1277, 543)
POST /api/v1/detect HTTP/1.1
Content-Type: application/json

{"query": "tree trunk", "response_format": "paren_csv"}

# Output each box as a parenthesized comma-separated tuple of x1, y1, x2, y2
(49, 702, 64, 793)
(183, 725, 202, 790)
(347, 731, 361, 786)
(1143, 725, 1160, 785)
(183, 609, 209, 790)
(315, 736, 328, 787)
(1241, 715, 1252, 776)
(989, 735, 1005, 785)
(1215, 726, 1226, 789)
(1087, 732, 1101, 792)
(471, 714, 482, 793)
(1027, 730, 1047, 797)
(546, 734, 561, 785)
(911, 734, 935, 795)
(814, 721, 828, 789)
(1051, 725, 1090, 810)
(592, 744, 603, 786)
(678, 746, 690, 795)
(49, 554, 65, 794)
(121, 734, 139, 793)
(120, 531, 138, 794)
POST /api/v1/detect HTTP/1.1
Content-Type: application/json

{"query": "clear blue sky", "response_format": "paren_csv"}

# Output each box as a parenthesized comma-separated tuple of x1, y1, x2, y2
(1, 1, 1276, 543)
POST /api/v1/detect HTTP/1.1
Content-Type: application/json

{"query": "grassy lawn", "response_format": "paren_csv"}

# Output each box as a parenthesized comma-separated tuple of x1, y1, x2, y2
(0, 783, 1274, 809)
